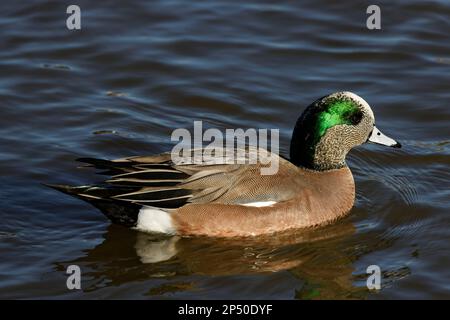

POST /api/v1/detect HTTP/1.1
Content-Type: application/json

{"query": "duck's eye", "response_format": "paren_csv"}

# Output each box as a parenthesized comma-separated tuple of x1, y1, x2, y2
(377, 132, 381, 136)
(347, 109, 363, 125)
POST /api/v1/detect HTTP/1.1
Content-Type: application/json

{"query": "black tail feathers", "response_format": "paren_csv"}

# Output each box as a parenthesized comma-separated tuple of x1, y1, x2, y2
(45, 184, 140, 227)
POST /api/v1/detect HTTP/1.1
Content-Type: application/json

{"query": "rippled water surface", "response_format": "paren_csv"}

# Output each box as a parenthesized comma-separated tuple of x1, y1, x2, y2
(0, 0, 449, 299)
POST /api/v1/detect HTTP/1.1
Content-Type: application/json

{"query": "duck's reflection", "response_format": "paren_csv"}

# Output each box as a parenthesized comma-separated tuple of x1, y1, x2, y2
(135, 235, 179, 264)
(59, 219, 372, 298)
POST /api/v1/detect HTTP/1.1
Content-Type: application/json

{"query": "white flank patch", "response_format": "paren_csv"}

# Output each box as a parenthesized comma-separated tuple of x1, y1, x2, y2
(242, 201, 276, 207)
(136, 207, 176, 235)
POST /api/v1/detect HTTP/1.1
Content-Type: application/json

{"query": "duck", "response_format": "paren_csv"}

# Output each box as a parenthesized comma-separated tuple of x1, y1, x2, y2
(48, 91, 401, 238)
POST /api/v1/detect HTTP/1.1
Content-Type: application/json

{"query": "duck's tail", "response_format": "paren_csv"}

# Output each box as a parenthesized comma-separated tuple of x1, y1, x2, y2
(44, 184, 141, 227)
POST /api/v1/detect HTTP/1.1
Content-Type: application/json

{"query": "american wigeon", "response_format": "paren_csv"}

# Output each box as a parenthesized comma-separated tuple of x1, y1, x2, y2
(49, 91, 401, 237)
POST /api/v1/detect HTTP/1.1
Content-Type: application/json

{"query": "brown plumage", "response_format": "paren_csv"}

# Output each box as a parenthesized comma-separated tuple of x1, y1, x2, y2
(173, 162, 355, 237)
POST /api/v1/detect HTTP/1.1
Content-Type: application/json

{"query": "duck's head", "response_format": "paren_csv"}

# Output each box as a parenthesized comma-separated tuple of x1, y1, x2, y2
(290, 91, 401, 171)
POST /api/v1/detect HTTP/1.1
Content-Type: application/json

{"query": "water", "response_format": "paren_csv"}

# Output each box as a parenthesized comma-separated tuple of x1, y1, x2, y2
(0, 0, 449, 299)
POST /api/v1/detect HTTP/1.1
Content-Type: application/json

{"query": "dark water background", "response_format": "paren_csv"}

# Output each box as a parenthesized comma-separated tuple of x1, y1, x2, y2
(0, 0, 449, 299)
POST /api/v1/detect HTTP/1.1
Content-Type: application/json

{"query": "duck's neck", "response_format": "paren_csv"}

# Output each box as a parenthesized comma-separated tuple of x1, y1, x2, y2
(289, 122, 348, 171)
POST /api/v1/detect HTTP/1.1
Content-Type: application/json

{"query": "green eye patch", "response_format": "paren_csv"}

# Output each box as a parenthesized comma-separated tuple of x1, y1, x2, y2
(315, 99, 362, 139)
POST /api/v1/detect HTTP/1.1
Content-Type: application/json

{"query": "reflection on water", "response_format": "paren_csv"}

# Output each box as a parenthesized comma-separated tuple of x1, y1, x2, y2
(55, 220, 415, 298)
(56, 221, 371, 299)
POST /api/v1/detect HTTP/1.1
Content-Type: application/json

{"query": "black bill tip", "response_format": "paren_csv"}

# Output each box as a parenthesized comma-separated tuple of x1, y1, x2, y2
(392, 142, 402, 148)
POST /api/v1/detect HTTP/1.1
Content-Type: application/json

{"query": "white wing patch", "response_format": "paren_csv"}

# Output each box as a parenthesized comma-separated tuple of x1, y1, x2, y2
(242, 201, 277, 207)
(136, 207, 176, 235)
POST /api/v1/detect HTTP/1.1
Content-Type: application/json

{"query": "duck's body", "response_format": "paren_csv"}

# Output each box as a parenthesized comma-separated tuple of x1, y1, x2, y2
(172, 161, 354, 237)
(49, 91, 400, 238)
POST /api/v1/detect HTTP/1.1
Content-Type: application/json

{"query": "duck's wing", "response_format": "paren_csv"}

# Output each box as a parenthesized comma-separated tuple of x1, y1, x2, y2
(51, 148, 299, 210)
